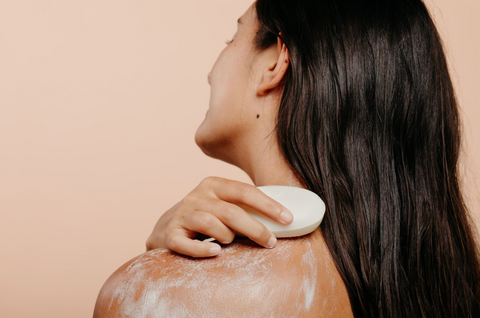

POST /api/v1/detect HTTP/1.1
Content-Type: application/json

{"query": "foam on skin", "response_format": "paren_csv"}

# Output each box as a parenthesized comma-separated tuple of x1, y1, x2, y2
(94, 229, 353, 317)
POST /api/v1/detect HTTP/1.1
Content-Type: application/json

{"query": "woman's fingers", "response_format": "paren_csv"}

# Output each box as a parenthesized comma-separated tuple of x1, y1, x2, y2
(167, 228, 223, 258)
(200, 198, 278, 249)
(166, 200, 276, 257)
(203, 177, 294, 225)
(182, 210, 236, 244)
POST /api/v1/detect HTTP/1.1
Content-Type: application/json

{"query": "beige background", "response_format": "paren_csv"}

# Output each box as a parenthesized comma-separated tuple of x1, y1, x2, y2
(0, 0, 478, 317)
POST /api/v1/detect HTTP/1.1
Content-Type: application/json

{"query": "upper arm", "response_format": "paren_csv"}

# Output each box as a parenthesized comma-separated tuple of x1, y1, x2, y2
(93, 255, 139, 317)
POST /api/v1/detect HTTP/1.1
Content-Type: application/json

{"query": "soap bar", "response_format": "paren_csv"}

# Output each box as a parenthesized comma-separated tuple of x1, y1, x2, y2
(236, 185, 326, 238)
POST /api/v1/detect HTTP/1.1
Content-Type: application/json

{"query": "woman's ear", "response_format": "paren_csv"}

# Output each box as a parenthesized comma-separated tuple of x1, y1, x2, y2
(257, 34, 290, 96)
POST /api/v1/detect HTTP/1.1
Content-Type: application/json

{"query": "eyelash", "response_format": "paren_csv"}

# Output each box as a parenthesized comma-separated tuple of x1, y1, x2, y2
(225, 39, 234, 45)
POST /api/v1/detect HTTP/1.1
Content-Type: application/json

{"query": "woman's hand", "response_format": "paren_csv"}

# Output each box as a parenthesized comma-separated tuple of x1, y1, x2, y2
(145, 176, 294, 258)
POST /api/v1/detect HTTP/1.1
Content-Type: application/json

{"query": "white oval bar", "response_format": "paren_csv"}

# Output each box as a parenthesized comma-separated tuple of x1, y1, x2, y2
(236, 185, 326, 238)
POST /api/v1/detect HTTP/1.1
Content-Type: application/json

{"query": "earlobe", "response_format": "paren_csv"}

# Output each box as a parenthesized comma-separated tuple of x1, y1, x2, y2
(257, 36, 290, 96)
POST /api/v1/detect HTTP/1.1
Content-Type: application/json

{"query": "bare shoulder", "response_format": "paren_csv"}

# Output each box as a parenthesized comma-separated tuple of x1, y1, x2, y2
(94, 228, 353, 317)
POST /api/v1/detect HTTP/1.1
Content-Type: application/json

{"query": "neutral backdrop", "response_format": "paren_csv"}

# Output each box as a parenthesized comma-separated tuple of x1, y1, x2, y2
(0, 0, 478, 317)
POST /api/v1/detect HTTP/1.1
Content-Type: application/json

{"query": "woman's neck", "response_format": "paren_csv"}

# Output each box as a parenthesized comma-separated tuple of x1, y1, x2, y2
(236, 134, 307, 189)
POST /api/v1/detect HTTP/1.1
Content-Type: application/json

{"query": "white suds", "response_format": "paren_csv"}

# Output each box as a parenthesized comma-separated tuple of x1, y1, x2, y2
(320, 238, 338, 316)
(300, 240, 318, 310)
(108, 236, 323, 317)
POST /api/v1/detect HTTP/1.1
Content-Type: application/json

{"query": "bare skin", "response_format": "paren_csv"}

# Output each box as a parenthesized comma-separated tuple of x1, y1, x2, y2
(94, 3, 354, 316)
(94, 228, 353, 317)
(146, 2, 301, 259)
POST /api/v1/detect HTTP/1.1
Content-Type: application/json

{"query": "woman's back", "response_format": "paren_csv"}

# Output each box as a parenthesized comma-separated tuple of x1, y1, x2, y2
(94, 228, 353, 317)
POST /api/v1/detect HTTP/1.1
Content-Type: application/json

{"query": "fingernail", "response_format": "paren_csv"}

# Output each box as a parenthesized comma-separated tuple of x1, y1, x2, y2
(280, 211, 293, 224)
(210, 245, 221, 255)
(267, 236, 277, 248)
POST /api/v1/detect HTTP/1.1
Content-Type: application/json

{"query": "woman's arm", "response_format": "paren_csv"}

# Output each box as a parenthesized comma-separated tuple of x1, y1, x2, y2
(93, 228, 353, 318)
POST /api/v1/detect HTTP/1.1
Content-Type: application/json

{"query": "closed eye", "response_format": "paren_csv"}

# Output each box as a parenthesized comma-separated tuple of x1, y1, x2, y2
(225, 39, 234, 45)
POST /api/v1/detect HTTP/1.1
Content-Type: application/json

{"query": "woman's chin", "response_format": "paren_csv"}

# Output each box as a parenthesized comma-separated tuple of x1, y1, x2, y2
(195, 127, 234, 163)
(194, 123, 217, 157)
(194, 120, 207, 146)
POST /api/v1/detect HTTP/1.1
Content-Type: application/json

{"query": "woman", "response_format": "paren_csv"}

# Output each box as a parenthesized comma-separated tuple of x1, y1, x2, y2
(94, 0, 480, 317)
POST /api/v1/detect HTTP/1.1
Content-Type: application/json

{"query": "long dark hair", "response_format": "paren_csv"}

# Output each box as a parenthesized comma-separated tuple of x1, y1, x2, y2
(253, 0, 480, 316)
